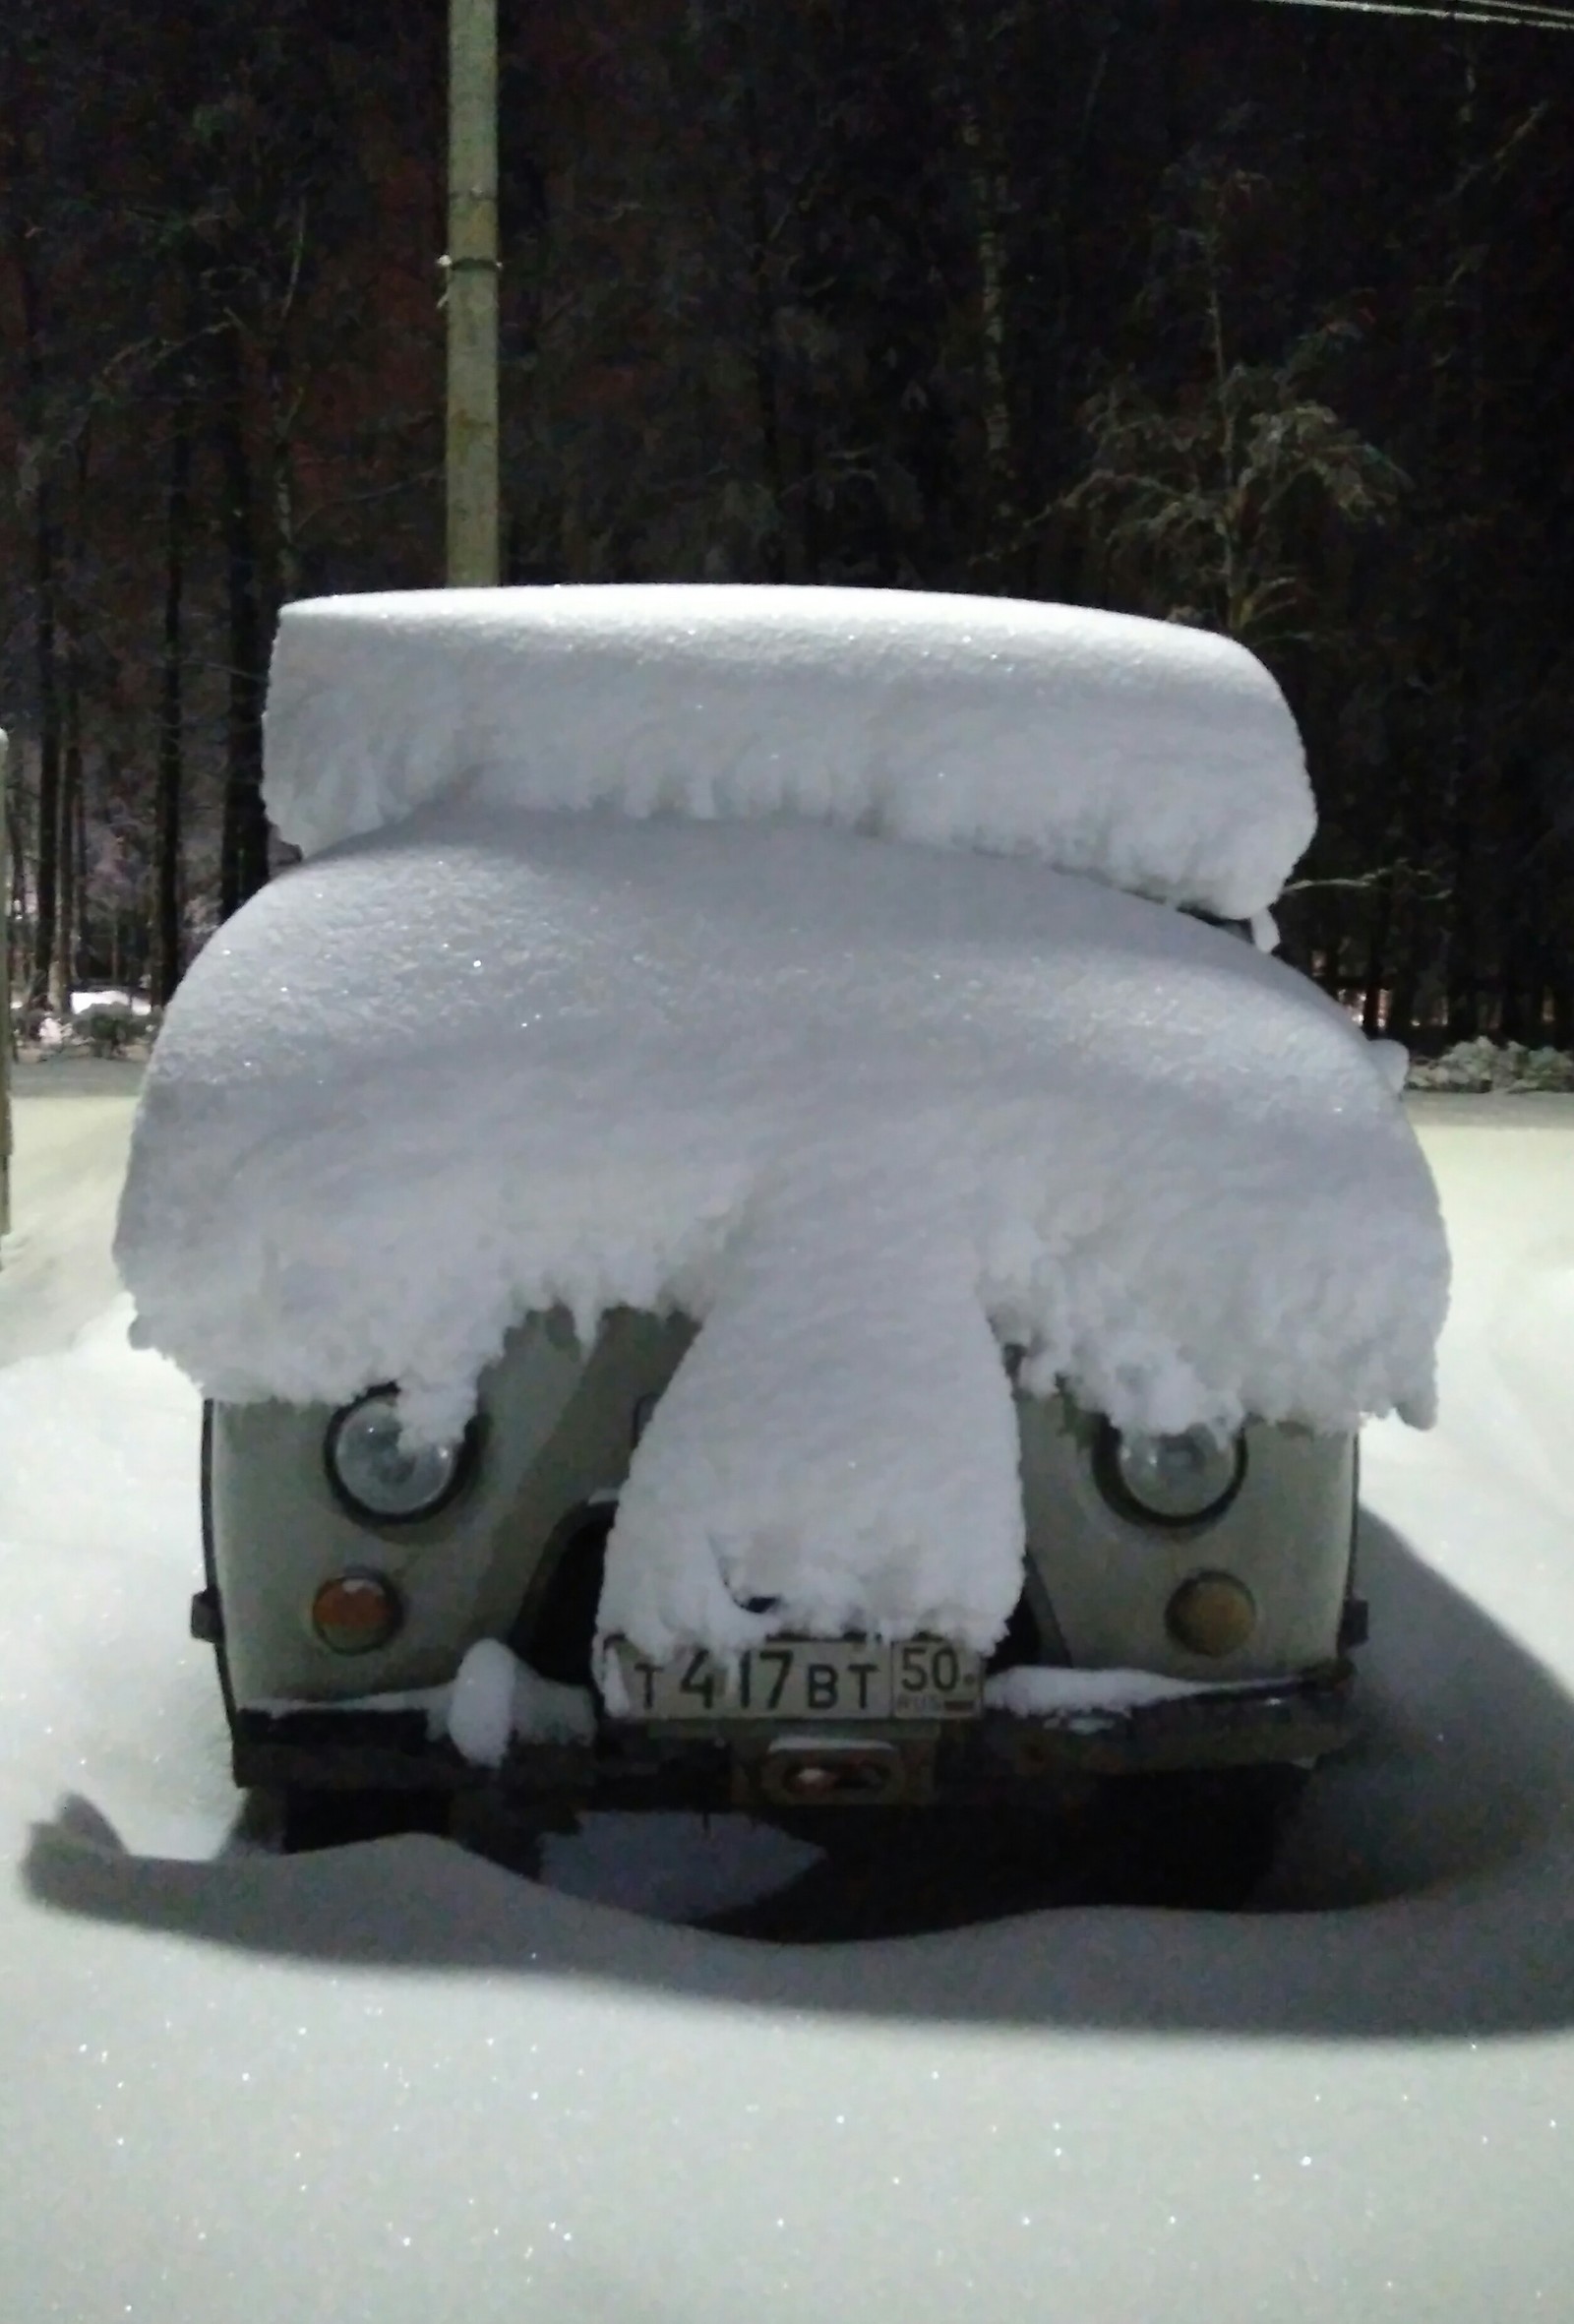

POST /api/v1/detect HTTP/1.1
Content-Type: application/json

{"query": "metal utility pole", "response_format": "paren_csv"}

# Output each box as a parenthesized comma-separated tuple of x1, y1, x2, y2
(1, 728, 11, 1247)
(447, 0, 501, 585)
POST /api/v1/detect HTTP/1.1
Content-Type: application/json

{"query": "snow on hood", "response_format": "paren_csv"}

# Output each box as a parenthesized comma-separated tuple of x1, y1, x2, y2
(116, 804, 1448, 1659)
(262, 585, 1314, 919)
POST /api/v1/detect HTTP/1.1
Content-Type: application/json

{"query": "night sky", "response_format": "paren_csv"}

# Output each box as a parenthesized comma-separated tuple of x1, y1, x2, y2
(2, 0, 1572, 1032)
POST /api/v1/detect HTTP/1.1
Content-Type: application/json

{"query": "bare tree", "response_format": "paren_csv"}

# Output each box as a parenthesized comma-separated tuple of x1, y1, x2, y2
(1065, 158, 1404, 650)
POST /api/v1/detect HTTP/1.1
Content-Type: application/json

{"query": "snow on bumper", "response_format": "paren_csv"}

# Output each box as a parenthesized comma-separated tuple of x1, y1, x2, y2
(230, 1660, 1357, 1809)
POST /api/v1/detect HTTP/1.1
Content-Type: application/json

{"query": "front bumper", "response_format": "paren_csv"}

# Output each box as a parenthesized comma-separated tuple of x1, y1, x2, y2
(231, 1662, 1357, 1813)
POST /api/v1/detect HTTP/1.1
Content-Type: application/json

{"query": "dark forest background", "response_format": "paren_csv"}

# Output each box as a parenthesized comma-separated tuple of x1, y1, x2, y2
(3, 0, 1572, 1041)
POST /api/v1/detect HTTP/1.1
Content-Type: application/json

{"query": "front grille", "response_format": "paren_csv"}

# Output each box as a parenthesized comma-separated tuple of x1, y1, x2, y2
(986, 1588, 1045, 1676)
(511, 1508, 614, 1685)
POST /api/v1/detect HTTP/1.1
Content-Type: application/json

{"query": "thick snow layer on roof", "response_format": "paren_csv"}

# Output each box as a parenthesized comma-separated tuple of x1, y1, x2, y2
(262, 585, 1314, 918)
(116, 805, 1447, 1659)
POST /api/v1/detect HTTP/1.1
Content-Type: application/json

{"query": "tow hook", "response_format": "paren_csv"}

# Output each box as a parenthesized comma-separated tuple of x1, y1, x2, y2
(758, 1738, 906, 1807)
(190, 1586, 224, 1646)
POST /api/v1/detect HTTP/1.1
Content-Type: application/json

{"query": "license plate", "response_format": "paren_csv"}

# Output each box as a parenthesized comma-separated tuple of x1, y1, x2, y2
(609, 1638, 983, 1722)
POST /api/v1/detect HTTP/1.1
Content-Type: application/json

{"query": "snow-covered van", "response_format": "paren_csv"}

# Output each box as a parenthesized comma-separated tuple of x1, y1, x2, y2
(116, 586, 1448, 1875)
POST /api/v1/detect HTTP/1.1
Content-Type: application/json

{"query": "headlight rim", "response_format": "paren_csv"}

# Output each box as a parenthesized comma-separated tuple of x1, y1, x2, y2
(1092, 1418, 1246, 1531)
(323, 1384, 480, 1528)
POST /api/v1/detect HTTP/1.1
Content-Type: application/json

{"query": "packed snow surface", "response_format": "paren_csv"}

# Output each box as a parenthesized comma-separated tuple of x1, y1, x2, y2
(0, 1060, 142, 1360)
(5, 1090, 1574, 2324)
(117, 803, 1446, 1658)
(262, 585, 1314, 917)
(983, 1665, 1226, 1715)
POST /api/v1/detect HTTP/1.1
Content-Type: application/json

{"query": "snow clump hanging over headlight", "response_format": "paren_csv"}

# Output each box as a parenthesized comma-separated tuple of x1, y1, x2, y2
(1097, 1423, 1244, 1527)
(324, 1389, 473, 1524)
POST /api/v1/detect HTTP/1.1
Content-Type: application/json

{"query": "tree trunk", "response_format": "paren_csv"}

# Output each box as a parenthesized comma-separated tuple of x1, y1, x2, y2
(14, 216, 61, 1010)
(74, 732, 89, 980)
(1386, 911, 1419, 1050)
(1443, 42, 1488, 1049)
(213, 318, 271, 920)
(268, 348, 303, 609)
(152, 389, 193, 1006)
(947, 5, 1018, 582)
(29, 499, 62, 1011)
(4, 776, 26, 996)
(1553, 980, 1574, 1055)
(1443, 679, 1482, 1043)
(741, 64, 790, 582)
(1360, 874, 1393, 1036)
(50, 656, 82, 1014)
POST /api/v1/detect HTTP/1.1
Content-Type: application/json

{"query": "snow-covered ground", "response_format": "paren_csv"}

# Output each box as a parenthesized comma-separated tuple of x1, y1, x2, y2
(0, 1060, 145, 1361)
(3, 1073, 1574, 2321)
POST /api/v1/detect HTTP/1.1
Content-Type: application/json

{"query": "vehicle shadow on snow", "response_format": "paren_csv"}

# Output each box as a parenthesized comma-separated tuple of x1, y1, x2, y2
(22, 1513, 1574, 2040)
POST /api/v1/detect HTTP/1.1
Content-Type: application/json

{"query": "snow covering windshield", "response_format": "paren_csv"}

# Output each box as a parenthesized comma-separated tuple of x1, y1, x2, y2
(115, 586, 1447, 1658)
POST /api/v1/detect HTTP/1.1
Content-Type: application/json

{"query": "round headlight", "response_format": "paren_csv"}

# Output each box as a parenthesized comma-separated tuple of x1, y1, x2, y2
(325, 1390, 472, 1524)
(1097, 1423, 1244, 1527)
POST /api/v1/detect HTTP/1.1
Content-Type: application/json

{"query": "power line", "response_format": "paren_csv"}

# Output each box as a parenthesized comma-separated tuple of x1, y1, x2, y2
(1256, 0, 1574, 29)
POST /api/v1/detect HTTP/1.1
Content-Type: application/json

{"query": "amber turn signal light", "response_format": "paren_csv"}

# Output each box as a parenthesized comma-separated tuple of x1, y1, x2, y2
(311, 1570, 402, 1655)
(1165, 1572, 1255, 1658)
